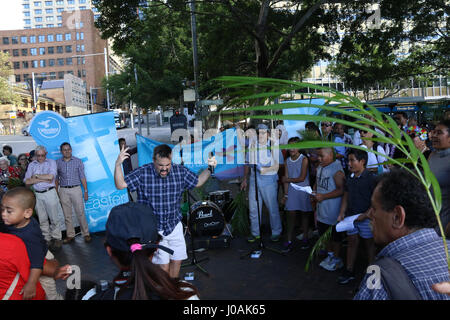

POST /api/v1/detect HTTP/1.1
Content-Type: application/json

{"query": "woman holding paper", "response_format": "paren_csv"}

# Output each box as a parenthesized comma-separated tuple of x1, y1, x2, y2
(281, 137, 313, 252)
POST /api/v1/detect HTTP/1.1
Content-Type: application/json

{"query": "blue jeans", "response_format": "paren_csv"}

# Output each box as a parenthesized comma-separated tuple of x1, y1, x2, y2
(248, 172, 282, 237)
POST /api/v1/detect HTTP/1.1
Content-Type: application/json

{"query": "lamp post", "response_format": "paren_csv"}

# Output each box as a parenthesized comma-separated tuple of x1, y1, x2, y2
(72, 47, 111, 110)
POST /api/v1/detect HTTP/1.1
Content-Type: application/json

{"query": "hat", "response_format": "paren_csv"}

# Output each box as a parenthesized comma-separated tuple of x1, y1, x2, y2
(106, 202, 174, 255)
(257, 123, 269, 131)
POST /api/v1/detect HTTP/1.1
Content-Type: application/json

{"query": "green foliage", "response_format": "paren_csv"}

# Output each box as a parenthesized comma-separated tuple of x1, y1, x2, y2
(214, 75, 449, 272)
(305, 226, 332, 272)
(0, 52, 23, 106)
(229, 190, 250, 236)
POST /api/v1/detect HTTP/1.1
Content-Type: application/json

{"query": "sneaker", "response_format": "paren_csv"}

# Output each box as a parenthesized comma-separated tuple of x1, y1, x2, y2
(338, 269, 356, 285)
(282, 241, 293, 253)
(84, 235, 92, 243)
(319, 254, 333, 269)
(270, 234, 281, 242)
(63, 237, 74, 244)
(300, 239, 310, 250)
(322, 257, 344, 272)
(247, 235, 260, 243)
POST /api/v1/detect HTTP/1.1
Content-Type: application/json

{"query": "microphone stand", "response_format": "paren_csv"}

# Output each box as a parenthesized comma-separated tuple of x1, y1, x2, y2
(180, 144, 210, 277)
(240, 164, 285, 259)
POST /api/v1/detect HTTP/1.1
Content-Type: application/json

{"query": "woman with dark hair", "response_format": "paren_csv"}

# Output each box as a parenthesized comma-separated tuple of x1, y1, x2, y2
(15, 153, 29, 181)
(81, 202, 199, 300)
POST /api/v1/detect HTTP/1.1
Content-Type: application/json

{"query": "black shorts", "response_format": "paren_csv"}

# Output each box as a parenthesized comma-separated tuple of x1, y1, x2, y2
(317, 221, 343, 242)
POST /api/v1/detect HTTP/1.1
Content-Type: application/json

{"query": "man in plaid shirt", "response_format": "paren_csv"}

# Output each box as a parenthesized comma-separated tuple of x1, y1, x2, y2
(114, 144, 217, 279)
(354, 170, 449, 300)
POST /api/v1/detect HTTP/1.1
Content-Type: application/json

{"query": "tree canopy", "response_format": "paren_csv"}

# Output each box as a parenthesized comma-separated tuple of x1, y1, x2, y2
(0, 52, 22, 106)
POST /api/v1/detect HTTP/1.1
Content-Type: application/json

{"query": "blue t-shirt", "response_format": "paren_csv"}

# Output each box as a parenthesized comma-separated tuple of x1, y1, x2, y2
(4, 217, 48, 269)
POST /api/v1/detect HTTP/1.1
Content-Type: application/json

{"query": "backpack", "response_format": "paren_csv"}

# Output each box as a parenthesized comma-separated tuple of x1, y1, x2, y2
(375, 256, 422, 300)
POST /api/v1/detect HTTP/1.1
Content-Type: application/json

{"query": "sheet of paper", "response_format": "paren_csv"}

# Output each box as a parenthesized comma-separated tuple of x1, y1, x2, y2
(335, 214, 361, 232)
(289, 183, 313, 194)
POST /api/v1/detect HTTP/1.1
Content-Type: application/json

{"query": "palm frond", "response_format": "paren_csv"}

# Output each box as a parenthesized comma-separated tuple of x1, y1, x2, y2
(305, 226, 332, 272)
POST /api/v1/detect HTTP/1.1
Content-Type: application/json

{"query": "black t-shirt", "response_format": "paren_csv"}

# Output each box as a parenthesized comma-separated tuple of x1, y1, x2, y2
(4, 217, 48, 269)
(345, 169, 376, 217)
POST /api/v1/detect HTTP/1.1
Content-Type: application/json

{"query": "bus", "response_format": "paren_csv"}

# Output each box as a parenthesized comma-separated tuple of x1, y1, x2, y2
(113, 109, 128, 129)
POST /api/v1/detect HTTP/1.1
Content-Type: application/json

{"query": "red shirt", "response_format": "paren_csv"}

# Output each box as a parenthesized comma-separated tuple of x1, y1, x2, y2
(0, 233, 46, 300)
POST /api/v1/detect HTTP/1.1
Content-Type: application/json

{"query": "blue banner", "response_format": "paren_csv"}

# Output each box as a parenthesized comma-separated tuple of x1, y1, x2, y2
(281, 98, 324, 138)
(30, 111, 128, 233)
(137, 128, 245, 180)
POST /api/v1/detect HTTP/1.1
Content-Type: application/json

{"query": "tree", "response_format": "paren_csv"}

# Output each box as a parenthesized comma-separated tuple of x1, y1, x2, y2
(329, 0, 449, 99)
(0, 52, 22, 106)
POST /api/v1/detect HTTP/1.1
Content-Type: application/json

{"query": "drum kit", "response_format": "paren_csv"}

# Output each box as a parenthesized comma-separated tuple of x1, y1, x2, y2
(188, 190, 234, 238)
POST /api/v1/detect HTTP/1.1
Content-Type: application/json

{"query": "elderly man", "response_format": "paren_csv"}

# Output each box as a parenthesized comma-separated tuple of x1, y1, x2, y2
(354, 169, 450, 300)
(24, 145, 64, 251)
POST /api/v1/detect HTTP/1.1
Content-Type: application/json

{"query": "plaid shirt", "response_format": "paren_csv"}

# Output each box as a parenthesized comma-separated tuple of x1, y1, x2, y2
(125, 163, 198, 236)
(56, 156, 86, 187)
(24, 158, 57, 191)
(354, 228, 450, 300)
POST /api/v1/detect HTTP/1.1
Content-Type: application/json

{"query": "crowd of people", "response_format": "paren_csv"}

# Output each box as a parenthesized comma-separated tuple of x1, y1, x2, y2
(0, 109, 449, 300)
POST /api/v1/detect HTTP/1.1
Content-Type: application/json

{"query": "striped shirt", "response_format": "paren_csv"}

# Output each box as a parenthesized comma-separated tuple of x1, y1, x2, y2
(24, 158, 57, 191)
(354, 228, 450, 300)
(124, 163, 198, 236)
(56, 156, 86, 187)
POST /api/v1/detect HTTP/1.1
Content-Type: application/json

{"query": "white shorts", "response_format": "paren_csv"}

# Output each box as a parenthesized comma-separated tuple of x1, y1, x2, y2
(152, 222, 187, 265)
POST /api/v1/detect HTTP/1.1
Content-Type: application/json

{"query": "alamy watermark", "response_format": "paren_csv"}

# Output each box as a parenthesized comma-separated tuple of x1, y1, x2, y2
(366, 2, 381, 30)
(365, 265, 382, 290)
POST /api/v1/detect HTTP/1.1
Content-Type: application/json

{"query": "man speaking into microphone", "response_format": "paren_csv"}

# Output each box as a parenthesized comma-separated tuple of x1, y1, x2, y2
(114, 144, 217, 279)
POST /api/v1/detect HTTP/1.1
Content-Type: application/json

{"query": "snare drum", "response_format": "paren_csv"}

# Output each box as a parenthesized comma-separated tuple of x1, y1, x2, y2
(188, 201, 225, 237)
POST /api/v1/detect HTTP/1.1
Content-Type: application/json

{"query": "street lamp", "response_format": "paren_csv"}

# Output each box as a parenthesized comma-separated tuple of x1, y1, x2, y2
(72, 47, 111, 110)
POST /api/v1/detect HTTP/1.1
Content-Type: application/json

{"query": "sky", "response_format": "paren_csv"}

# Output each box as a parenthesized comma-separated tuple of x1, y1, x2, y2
(0, 0, 23, 30)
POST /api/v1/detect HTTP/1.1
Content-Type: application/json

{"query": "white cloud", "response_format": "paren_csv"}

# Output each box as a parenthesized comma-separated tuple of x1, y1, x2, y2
(0, 0, 24, 31)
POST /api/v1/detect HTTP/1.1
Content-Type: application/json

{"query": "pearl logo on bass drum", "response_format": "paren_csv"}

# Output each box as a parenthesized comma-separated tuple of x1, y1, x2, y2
(189, 201, 225, 237)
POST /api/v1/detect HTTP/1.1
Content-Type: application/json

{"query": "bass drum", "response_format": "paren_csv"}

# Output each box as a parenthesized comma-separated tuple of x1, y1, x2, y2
(188, 201, 225, 237)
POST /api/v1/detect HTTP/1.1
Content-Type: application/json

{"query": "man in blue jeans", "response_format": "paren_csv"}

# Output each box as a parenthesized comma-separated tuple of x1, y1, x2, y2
(240, 124, 284, 242)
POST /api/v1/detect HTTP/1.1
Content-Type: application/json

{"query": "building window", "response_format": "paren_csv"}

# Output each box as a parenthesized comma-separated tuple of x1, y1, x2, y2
(79, 6, 86, 10)
(82, 69, 86, 77)
(23, 74, 30, 80)
(38, 35, 45, 43)
(39, 47, 45, 55)
(45, 8, 53, 14)
(22, 61, 29, 69)
(57, 8, 64, 13)
(48, 59, 55, 66)
(56, 33, 63, 41)
(58, 71, 64, 79)
(67, 0, 74, 4)
(56, 46, 63, 53)
(77, 70, 81, 77)
(76, 32, 84, 40)
(2, 37, 9, 45)
(23, 4, 30, 9)
(24, 19, 31, 25)
(34, 2, 42, 6)
(67, 70, 73, 75)
(40, 60, 46, 67)
(13, 62, 20, 69)
(30, 48, 37, 55)
(47, 46, 54, 54)
(21, 49, 28, 56)
(47, 34, 54, 42)
(65, 33, 71, 41)
(79, 0, 86, 3)
(66, 58, 73, 65)
(46, 16, 54, 22)
(50, 72, 56, 79)
(57, 58, 64, 66)
(45, 1, 53, 6)
(15, 75, 21, 83)
(30, 36, 36, 43)
(21, 36, 28, 44)
(31, 60, 38, 68)
(57, 23, 62, 27)
(65, 45, 72, 53)
(35, 17, 43, 22)
(24, 11, 31, 17)
(46, 24, 54, 28)
(11, 36, 18, 44)
(77, 57, 85, 65)
(12, 49, 19, 57)
(35, 9, 42, 14)
(36, 25, 43, 28)
(56, 0, 63, 5)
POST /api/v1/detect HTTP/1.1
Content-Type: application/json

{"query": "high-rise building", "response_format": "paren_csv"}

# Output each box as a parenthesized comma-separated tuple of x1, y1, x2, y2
(22, 0, 100, 29)
(0, 9, 113, 111)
